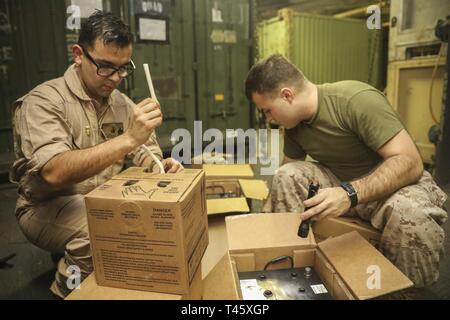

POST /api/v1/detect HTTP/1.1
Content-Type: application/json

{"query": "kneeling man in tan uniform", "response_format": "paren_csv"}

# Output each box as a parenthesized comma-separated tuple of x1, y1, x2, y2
(10, 10, 182, 298)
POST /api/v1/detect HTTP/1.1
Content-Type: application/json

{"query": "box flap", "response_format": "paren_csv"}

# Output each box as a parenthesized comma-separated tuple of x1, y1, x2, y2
(312, 217, 381, 245)
(207, 198, 250, 215)
(203, 164, 254, 178)
(203, 253, 240, 300)
(239, 179, 269, 200)
(318, 231, 413, 300)
(226, 213, 316, 252)
(85, 174, 200, 203)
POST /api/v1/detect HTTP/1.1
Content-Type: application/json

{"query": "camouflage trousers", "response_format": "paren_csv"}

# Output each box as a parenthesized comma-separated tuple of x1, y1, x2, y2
(266, 161, 448, 288)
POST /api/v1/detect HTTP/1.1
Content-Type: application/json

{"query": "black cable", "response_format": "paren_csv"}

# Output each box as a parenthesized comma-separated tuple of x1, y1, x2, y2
(263, 255, 293, 271)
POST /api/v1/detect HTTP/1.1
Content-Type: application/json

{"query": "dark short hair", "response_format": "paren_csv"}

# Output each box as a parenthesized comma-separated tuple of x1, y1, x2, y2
(245, 54, 305, 101)
(78, 10, 133, 50)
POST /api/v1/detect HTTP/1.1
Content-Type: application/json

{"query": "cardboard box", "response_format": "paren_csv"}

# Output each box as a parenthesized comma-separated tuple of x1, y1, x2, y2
(202, 164, 269, 215)
(201, 215, 229, 278)
(206, 178, 269, 215)
(66, 265, 203, 300)
(203, 213, 413, 300)
(85, 168, 208, 295)
(113, 166, 267, 215)
(312, 217, 381, 247)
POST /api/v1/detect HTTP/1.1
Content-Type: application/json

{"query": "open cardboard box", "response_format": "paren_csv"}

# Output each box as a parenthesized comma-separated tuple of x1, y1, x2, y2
(312, 216, 381, 247)
(206, 178, 269, 215)
(66, 265, 203, 300)
(203, 213, 413, 300)
(84, 168, 208, 295)
(111, 166, 269, 215)
(202, 164, 269, 215)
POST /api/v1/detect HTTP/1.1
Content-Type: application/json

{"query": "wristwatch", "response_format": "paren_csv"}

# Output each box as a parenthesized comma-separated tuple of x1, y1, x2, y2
(340, 182, 358, 208)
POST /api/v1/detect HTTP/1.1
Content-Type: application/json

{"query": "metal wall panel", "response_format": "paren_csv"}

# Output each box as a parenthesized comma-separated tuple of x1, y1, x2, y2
(127, 0, 197, 150)
(386, 58, 446, 165)
(257, 9, 383, 89)
(386, 0, 448, 168)
(0, 0, 14, 154)
(126, 0, 253, 151)
(389, 0, 449, 61)
(0, 0, 67, 155)
(194, 0, 252, 134)
(2, 0, 254, 156)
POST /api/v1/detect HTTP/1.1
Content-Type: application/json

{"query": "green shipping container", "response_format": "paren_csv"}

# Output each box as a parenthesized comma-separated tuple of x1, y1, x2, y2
(194, 0, 252, 134)
(257, 9, 383, 89)
(127, 0, 197, 151)
(127, 0, 253, 151)
(0, 0, 67, 172)
(1, 0, 254, 160)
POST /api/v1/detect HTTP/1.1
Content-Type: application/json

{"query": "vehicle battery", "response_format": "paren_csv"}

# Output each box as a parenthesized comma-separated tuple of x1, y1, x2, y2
(239, 266, 332, 300)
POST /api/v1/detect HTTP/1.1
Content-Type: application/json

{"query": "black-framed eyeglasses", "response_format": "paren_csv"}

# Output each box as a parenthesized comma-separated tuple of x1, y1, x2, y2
(81, 46, 135, 78)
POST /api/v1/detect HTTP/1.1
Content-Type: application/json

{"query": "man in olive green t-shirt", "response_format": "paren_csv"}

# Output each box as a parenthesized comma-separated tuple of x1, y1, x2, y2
(245, 54, 447, 288)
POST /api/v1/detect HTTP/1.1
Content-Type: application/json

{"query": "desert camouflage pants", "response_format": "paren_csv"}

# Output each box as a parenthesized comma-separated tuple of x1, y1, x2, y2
(266, 161, 448, 288)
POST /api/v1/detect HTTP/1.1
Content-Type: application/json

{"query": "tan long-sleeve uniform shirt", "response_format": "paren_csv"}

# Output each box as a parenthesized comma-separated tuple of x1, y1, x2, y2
(10, 64, 163, 218)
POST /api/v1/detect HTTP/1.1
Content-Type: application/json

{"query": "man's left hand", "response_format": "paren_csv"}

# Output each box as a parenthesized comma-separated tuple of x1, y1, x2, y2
(152, 158, 184, 173)
(300, 187, 351, 221)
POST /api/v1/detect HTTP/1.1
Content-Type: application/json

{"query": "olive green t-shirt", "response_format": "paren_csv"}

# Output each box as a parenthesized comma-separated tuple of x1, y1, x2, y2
(284, 80, 405, 181)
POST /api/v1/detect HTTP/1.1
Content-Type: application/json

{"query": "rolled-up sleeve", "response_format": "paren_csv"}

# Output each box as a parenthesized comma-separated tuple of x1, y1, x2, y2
(18, 91, 72, 174)
(132, 132, 164, 167)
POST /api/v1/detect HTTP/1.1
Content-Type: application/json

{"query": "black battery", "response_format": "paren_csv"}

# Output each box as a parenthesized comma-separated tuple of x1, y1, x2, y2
(238, 266, 333, 300)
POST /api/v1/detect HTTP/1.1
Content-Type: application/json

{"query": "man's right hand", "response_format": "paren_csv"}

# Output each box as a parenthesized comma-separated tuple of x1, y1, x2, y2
(125, 98, 163, 148)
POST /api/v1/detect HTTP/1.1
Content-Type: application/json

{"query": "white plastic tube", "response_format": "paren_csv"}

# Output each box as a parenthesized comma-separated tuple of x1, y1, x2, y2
(143, 64, 159, 105)
(141, 63, 165, 174)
